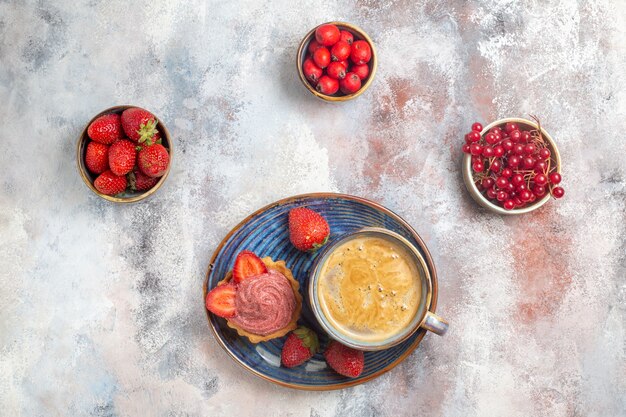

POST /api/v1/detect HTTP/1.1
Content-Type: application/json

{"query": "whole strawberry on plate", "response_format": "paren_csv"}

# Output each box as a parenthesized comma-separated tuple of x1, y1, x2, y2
(288, 207, 330, 252)
(324, 340, 364, 378)
(281, 326, 320, 368)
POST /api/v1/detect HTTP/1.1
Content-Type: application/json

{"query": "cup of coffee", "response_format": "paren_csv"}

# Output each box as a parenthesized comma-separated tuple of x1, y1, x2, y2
(308, 227, 448, 351)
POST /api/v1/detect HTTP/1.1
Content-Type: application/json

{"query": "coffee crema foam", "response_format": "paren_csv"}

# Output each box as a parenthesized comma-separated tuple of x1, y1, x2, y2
(317, 236, 421, 343)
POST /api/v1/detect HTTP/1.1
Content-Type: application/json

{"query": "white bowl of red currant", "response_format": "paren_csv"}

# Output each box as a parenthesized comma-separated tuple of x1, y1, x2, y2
(462, 117, 565, 214)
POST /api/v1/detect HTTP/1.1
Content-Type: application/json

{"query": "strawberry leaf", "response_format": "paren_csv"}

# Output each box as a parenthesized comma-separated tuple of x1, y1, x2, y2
(293, 326, 319, 355)
(308, 235, 329, 253)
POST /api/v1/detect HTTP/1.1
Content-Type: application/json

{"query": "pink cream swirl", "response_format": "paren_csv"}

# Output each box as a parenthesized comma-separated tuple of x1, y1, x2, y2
(230, 270, 296, 336)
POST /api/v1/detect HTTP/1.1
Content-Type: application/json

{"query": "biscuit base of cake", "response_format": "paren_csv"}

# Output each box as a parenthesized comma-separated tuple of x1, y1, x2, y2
(217, 257, 302, 343)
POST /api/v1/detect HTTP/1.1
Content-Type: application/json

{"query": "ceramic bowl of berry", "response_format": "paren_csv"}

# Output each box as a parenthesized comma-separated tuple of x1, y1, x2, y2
(462, 117, 565, 214)
(297, 22, 377, 101)
(76, 105, 173, 203)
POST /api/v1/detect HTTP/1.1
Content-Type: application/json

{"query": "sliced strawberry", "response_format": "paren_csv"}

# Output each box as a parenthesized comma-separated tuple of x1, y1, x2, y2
(205, 283, 237, 318)
(232, 250, 267, 283)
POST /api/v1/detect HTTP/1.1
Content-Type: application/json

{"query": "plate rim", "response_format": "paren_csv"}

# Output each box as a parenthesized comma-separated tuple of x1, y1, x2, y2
(203, 192, 439, 391)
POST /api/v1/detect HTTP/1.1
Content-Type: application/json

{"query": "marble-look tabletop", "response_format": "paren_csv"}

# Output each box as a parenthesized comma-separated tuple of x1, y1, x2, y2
(1, 1, 625, 416)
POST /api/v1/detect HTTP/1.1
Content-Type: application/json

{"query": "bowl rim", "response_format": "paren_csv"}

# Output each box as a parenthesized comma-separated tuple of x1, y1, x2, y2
(308, 226, 433, 351)
(296, 21, 377, 102)
(462, 117, 562, 215)
(76, 104, 173, 203)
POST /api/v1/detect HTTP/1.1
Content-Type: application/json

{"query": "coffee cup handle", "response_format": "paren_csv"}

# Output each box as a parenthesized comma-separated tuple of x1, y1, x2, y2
(421, 311, 449, 336)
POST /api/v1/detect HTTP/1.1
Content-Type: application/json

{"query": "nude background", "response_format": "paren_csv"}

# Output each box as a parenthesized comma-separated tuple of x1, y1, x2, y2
(1, 1, 625, 416)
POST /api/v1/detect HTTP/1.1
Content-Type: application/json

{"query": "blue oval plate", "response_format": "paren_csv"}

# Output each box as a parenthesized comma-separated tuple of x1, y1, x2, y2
(204, 193, 439, 390)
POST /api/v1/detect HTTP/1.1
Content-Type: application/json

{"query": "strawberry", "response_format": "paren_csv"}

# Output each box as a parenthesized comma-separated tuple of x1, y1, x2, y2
(93, 170, 127, 196)
(85, 141, 109, 174)
(281, 326, 320, 368)
(232, 250, 267, 284)
(87, 113, 124, 145)
(121, 107, 161, 143)
(138, 143, 169, 178)
(205, 283, 237, 318)
(108, 139, 137, 176)
(128, 168, 158, 191)
(323, 341, 364, 378)
(288, 207, 330, 252)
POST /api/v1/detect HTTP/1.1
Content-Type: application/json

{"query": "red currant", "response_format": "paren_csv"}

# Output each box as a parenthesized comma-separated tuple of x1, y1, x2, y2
(501, 168, 513, 178)
(506, 182, 516, 193)
(549, 172, 562, 184)
(462, 144, 470, 154)
(534, 160, 547, 174)
(489, 159, 502, 172)
(497, 191, 508, 202)
(483, 147, 495, 157)
(505, 122, 519, 133)
(502, 139, 513, 152)
(487, 188, 498, 199)
(503, 200, 515, 210)
(493, 146, 504, 157)
(520, 190, 532, 201)
(472, 122, 483, 132)
(490, 127, 503, 136)
(522, 156, 535, 169)
(533, 184, 546, 196)
(509, 130, 522, 142)
(472, 161, 484, 172)
(534, 174, 548, 186)
(513, 144, 525, 155)
(481, 178, 495, 189)
(511, 174, 524, 186)
(468, 131, 481, 142)
(485, 133, 498, 144)
(508, 155, 521, 168)
(524, 143, 536, 155)
(496, 177, 509, 189)
(538, 148, 551, 159)
(552, 186, 565, 198)
(521, 131, 532, 142)
(470, 143, 482, 156)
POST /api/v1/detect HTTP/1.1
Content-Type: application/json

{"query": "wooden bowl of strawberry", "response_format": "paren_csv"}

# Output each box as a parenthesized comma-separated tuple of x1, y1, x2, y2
(297, 22, 377, 101)
(76, 105, 172, 203)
